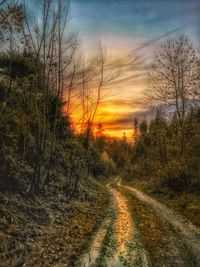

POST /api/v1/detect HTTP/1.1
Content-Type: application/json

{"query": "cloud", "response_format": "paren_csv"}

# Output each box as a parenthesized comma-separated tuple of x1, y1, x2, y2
(134, 25, 187, 52)
(104, 97, 148, 109)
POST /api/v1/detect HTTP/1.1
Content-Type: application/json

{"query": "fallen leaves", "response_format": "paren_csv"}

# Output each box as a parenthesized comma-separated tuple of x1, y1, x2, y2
(0, 184, 109, 267)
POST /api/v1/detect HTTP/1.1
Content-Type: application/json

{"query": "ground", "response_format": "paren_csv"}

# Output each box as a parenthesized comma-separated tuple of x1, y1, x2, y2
(1, 177, 200, 267)
(0, 178, 109, 267)
(78, 177, 200, 267)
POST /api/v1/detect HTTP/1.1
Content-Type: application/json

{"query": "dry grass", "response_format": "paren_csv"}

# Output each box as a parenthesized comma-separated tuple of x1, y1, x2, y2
(129, 179, 200, 228)
(118, 187, 196, 267)
(0, 180, 110, 267)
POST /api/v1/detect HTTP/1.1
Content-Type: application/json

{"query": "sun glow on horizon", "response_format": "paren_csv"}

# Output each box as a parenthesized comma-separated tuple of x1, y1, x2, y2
(63, 83, 148, 140)
(62, 45, 149, 139)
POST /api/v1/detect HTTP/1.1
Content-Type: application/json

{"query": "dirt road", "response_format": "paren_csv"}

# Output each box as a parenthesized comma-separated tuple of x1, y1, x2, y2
(123, 185, 200, 265)
(79, 179, 200, 267)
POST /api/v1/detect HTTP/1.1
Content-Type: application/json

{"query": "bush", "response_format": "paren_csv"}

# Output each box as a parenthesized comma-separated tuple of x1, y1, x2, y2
(157, 160, 190, 192)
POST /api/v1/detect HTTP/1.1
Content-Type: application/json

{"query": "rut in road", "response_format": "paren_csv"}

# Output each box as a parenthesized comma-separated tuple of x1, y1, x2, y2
(80, 217, 112, 267)
(123, 185, 200, 265)
(80, 187, 150, 267)
(108, 188, 150, 266)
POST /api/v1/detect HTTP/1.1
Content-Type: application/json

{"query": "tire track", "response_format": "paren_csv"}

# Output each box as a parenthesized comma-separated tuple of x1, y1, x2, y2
(122, 185, 200, 266)
(80, 217, 112, 267)
(80, 185, 151, 267)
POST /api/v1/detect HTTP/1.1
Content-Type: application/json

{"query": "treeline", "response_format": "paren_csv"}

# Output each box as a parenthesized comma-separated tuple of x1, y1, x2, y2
(1, 0, 200, 197)
(131, 108, 200, 192)
(108, 37, 200, 193)
(0, 0, 116, 198)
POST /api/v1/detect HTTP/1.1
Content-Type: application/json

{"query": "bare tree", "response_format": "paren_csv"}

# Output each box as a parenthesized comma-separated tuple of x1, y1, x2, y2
(74, 44, 118, 146)
(147, 36, 200, 155)
(18, 0, 78, 192)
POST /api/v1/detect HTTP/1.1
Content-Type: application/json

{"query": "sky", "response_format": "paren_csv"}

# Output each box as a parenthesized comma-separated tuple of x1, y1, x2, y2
(27, 0, 200, 139)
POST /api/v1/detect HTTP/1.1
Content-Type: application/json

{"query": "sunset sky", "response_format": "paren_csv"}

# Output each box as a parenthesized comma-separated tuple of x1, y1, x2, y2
(29, 0, 200, 138)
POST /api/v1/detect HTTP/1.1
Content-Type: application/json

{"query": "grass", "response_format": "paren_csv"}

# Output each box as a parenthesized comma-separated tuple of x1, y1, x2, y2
(117, 186, 196, 267)
(0, 178, 110, 267)
(129, 179, 200, 228)
(97, 210, 117, 264)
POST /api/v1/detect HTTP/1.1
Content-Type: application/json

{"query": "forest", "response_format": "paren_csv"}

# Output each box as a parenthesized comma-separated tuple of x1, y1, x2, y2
(0, 0, 200, 266)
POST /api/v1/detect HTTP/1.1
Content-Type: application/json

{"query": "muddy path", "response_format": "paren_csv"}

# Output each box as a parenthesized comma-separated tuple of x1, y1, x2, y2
(80, 217, 112, 266)
(78, 178, 200, 267)
(79, 186, 150, 267)
(107, 188, 150, 267)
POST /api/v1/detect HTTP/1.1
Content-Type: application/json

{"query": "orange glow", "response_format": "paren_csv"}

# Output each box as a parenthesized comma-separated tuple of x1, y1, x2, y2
(63, 89, 147, 140)
(62, 48, 149, 139)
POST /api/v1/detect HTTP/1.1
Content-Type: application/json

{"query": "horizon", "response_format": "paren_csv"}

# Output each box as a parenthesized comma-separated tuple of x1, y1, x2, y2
(27, 0, 200, 138)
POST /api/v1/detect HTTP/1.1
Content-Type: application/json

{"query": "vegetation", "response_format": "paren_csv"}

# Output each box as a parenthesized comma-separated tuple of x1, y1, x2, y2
(0, 1, 115, 265)
(125, 38, 198, 191)
(0, 0, 116, 196)
(105, 37, 200, 229)
(0, 0, 200, 265)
